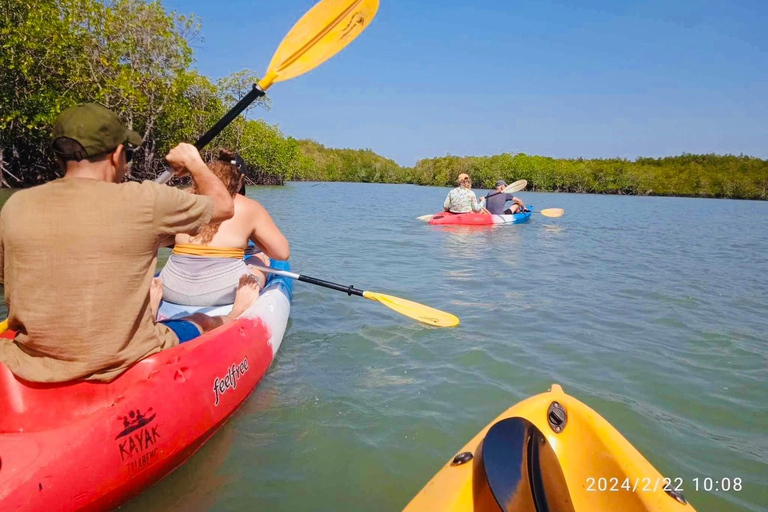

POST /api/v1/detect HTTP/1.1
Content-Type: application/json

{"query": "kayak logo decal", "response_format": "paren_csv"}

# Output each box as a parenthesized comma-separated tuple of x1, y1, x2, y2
(116, 408, 156, 439)
(213, 357, 250, 406)
(115, 408, 161, 473)
(341, 12, 366, 40)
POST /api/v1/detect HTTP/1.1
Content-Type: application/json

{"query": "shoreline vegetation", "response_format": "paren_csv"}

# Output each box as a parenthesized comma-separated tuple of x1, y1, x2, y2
(2, 0, 766, 200)
(293, 141, 768, 200)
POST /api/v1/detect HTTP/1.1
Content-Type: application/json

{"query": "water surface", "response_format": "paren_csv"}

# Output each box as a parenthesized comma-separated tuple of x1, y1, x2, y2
(3, 183, 766, 511)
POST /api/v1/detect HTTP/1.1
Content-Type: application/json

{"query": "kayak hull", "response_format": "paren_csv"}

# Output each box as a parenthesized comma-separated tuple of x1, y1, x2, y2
(403, 385, 696, 512)
(0, 260, 292, 512)
(428, 207, 533, 225)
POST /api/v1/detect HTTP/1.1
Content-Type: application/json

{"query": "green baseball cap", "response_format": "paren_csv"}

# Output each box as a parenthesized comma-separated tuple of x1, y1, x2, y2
(52, 103, 142, 160)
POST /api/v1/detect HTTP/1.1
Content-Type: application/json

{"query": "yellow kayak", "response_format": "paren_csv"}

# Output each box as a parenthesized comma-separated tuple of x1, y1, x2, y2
(403, 385, 696, 512)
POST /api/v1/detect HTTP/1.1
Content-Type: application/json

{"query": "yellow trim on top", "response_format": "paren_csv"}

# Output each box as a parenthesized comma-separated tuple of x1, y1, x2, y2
(172, 244, 245, 259)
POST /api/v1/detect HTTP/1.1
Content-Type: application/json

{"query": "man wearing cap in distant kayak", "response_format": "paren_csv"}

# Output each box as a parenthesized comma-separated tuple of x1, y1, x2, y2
(481, 179, 527, 215)
(0, 103, 261, 383)
(443, 173, 483, 213)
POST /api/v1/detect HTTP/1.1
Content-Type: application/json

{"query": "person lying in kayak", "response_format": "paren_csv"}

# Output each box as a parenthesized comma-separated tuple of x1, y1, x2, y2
(481, 179, 527, 215)
(443, 173, 483, 213)
(0, 103, 260, 383)
(157, 149, 290, 307)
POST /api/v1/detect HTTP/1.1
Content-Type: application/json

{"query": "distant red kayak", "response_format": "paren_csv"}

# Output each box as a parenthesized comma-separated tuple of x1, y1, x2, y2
(0, 261, 292, 512)
(428, 207, 533, 226)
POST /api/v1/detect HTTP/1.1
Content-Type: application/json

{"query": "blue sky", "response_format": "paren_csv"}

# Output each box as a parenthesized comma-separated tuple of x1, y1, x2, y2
(161, 0, 768, 165)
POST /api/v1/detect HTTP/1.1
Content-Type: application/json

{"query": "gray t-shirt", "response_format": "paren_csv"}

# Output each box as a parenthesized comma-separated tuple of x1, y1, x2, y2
(484, 192, 515, 214)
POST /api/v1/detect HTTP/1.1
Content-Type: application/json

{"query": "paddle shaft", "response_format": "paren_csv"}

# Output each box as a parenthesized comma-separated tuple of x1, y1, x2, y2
(482, 183, 525, 200)
(256, 265, 365, 297)
(484, 190, 512, 200)
(485, 184, 524, 200)
(156, 86, 267, 185)
(196, 86, 266, 150)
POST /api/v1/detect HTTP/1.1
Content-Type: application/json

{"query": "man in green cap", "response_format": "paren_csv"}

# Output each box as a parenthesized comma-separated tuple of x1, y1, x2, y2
(0, 103, 260, 383)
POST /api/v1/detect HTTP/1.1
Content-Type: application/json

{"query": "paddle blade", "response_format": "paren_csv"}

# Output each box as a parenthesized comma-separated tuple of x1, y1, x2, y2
(0, 318, 7, 334)
(417, 214, 435, 222)
(363, 291, 460, 327)
(259, 0, 380, 89)
(503, 179, 527, 194)
(539, 208, 564, 218)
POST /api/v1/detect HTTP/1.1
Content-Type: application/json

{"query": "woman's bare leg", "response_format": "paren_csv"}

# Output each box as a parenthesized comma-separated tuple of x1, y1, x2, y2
(185, 274, 262, 333)
(150, 277, 163, 321)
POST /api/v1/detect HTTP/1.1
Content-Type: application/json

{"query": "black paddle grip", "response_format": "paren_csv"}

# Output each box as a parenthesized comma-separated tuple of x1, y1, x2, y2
(194, 85, 266, 150)
(297, 275, 365, 297)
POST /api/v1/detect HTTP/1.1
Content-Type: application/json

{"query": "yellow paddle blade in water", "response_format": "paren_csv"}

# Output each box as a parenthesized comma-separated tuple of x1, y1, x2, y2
(539, 208, 565, 218)
(259, 0, 380, 90)
(0, 318, 7, 334)
(362, 291, 460, 327)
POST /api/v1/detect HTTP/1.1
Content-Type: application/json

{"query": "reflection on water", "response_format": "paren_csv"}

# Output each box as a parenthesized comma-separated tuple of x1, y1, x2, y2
(541, 224, 564, 236)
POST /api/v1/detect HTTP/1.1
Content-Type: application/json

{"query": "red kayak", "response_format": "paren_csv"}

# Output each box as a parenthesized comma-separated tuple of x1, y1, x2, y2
(428, 207, 533, 225)
(0, 261, 292, 512)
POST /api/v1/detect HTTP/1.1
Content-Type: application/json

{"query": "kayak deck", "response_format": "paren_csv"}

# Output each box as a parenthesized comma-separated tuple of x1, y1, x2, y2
(429, 207, 533, 225)
(0, 259, 292, 512)
(403, 385, 696, 512)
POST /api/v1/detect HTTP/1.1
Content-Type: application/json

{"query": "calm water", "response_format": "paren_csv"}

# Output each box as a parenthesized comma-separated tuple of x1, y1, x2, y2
(2, 183, 767, 511)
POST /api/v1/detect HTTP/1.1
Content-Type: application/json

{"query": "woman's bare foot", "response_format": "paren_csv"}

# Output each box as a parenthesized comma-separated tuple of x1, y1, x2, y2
(247, 252, 270, 289)
(229, 274, 261, 319)
(150, 277, 163, 321)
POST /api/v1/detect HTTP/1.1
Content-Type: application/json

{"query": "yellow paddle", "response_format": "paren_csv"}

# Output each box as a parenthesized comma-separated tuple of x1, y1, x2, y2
(157, 0, 380, 184)
(502, 179, 528, 194)
(0, 268, 461, 334)
(418, 180, 528, 221)
(254, 265, 460, 328)
(536, 208, 565, 218)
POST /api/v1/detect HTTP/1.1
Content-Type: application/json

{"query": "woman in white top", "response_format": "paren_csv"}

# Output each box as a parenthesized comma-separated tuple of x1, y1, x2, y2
(443, 173, 483, 213)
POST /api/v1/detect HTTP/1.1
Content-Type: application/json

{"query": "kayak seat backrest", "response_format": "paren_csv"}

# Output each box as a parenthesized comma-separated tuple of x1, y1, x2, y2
(481, 417, 575, 512)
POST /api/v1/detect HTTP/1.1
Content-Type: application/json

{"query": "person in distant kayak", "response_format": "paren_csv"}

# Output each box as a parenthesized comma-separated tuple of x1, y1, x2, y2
(0, 103, 261, 383)
(481, 180, 527, 215)
(157, 149, 290, 307)
(443, 173, 483, 213)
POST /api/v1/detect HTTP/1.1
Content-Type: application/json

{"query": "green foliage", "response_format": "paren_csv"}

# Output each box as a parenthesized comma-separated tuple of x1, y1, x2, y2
(296, 146, 768, 200)
(294, 140, 404, 184)
(1, 0, 766, 200)
(0, 0, 289, 186)
(0, 0, 89, 184)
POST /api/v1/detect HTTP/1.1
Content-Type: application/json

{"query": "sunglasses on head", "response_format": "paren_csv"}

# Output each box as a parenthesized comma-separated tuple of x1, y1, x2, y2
(123, 143, 135, 163)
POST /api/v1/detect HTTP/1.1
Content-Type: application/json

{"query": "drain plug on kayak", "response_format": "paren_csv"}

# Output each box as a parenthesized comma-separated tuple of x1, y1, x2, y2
(451, 452, 473, 466)
(547, 401, 567, 433)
